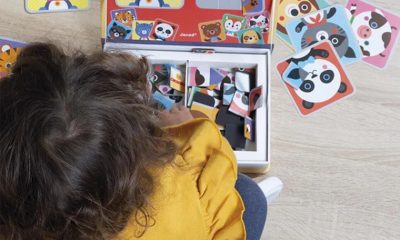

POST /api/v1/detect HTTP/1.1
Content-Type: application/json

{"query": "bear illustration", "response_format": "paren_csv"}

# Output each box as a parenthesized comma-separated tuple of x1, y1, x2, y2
(200, 22, 223, 42)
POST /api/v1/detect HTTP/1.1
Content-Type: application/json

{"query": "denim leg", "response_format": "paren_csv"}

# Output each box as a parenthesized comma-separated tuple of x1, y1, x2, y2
(235, 173, 268, 240)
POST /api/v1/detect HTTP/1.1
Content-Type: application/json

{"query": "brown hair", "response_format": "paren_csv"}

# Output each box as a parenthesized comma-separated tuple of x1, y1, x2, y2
(0, 43, 176, 239)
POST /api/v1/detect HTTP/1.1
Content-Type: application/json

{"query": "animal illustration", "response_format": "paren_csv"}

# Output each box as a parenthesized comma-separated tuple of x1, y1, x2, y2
(349, 4, 397, 57)
(249, 14, 269, 32)
(135, 22, 153, 40)
(129, 0, 169, 7)
(285, 48, 347, 109)
(152, 21, 175, 41)
(241, 30, 262, 44)
(295, 7, 357, 59)
(0, 48, 21, 76)
(242, 0, 259, 13)
(39, 0, 77, 11)
(108, 22, 131, 40)
(223, 15, 246, 37)
(277, 0, 320, 35)
(200, 22, 223, 42)
(114, 10, 135, 28)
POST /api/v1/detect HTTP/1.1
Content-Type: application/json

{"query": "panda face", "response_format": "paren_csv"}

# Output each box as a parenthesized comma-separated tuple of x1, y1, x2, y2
(294, 59, 341, 103)
(351, 11, 392, 56)
(155, 23, 174, 40)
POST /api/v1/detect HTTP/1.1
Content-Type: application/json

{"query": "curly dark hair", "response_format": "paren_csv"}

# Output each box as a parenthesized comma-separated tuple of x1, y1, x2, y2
(0, 43, 176, 239)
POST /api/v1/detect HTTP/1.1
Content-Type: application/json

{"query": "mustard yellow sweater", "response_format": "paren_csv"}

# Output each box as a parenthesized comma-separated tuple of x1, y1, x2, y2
(115, 119, 246, 240)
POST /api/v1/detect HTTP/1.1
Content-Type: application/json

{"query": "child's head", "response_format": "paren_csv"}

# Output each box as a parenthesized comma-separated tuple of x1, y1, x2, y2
(0, 43, 176, 239)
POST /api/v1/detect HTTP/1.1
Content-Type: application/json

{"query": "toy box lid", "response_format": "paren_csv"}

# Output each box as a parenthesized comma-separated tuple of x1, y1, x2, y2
(102, 0, 277, 52)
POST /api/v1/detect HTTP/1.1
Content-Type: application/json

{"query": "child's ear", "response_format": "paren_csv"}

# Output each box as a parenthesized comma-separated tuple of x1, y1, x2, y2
(287, 69, 301, 79)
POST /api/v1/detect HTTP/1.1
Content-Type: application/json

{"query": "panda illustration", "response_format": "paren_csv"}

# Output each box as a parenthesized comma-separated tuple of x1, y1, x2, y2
(349, 4, 397, 57)
(129, 0, 170, 8)
(40, 0, 77, 11)
(153, 22, 175, 41)
(285, 48, 347, 109)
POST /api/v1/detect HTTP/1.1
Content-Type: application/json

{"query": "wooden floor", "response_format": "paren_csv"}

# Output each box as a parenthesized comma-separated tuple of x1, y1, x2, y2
(0, 0, 399, 239)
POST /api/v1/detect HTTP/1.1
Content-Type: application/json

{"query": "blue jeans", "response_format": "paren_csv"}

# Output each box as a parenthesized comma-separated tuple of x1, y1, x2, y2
(235, 173, 268, 240)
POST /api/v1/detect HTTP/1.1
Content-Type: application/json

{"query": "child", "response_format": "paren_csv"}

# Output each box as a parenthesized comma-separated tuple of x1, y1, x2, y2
(0, 43, 278, 240)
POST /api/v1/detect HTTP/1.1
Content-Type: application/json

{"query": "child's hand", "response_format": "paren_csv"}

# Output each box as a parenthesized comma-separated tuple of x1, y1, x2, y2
(159, 104, 194, 127)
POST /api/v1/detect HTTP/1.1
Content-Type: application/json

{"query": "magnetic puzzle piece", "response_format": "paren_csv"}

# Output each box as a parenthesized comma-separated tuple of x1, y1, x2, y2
(249, 86, 263, 112)
(152, 91, 174, 110)
(216, 106, 242, 126)
(235, 71, 251, 92)
(189, 66, 211, 87)
(225, 123, 246, 149)
(244, 116, 255, 141)
(210, 68, 225, 85)
(169, 66, 185, 92)
(223, 83, 236, 105)
(192, 92, 220, 108)
(190, 102, 219, 122)
(25, 0, 91, 13)
(229, 90, 249, 117)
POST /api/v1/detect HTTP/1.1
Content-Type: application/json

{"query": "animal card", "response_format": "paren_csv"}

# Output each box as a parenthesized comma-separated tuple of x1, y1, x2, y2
(107, 20, 132, 40)
(132, 21, 154, 40)
(246, 11, 270, 33)
(237, 28, 264, 44)
(229, 90, 250, 117)
(242, 0, 265, 15)
(346, 0, 400, 69)
(276, 0, 330, 45)
(25, 0, 90, 13)
(286, 5, 363, 65)
(115, 0, 183, 8)
(222, 14, 247, 37)
(111, 8, 137, 29)
(276, 41, 355, 116)
(0, 37, 26, 78)
(150, 19, 179, 41)
(198, 20, 227, 43)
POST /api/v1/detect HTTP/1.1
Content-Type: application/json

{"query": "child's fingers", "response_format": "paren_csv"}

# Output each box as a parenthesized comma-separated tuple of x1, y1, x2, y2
(169, 104, 179, 113)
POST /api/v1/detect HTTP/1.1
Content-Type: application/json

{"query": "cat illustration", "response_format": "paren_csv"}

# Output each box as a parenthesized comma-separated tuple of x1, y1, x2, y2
(135, 22, 153, 40)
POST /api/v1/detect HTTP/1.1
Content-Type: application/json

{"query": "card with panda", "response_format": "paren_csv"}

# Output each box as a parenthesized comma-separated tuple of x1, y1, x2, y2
(150, 19, 179, 41)
(345, 0, 400, 69)
(276, 0, 330, 46)
(0, 37, 26, 78)
(276, 41, 355, 116)
(25, 0, 90, 13)
(286, 5, 363, 65)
